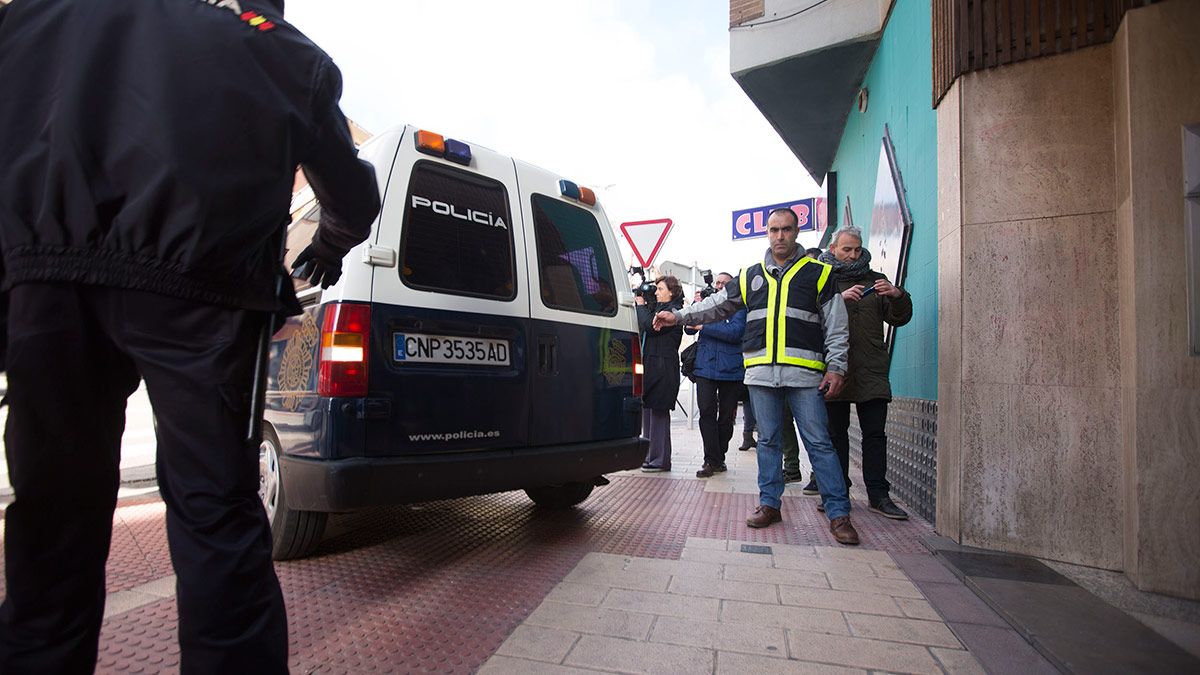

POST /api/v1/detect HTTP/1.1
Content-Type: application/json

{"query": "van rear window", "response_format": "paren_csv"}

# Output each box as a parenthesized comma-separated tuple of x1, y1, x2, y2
(531, 194, 617, 316)
(399, 161, 516, 300)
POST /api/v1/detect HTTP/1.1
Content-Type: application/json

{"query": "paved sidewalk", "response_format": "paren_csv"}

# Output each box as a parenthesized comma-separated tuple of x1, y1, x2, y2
(0, 415, 1060, 673)
(480, 539, 986, 674)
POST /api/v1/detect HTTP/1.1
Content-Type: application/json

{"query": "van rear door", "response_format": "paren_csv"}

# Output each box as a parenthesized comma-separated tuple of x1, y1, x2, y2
(515, 162, 640, 447)
(365, 131, 531, 456)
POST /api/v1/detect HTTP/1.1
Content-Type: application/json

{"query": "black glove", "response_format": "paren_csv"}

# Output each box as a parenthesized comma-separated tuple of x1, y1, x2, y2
(290, 243, 343, 289)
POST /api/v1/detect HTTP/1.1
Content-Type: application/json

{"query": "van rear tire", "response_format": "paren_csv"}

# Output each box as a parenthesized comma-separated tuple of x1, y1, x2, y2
(259, 425, 327, 560)
(524, 482, 594, 508)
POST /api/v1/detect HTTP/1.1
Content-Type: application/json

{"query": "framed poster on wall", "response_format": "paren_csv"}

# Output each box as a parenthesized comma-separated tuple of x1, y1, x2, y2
(869, 124, 914, 354)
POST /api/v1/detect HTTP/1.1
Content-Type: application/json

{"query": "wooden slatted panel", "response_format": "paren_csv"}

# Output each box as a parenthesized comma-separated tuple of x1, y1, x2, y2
(932, 0, 1158, 107)
(999, 0, 1012, 64)
(1030, 0, 1041, 59)
(1014, 0, 1027, 61)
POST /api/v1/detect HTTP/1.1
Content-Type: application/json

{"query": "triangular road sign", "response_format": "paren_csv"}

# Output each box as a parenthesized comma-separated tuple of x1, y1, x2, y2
(619, 218, 673, 268)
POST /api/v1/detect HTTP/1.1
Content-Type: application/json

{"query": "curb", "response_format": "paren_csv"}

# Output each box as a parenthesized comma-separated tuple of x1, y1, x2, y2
(1, 464, 159, 507)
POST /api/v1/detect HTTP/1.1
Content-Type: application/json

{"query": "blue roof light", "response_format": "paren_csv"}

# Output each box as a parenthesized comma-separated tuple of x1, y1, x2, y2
(444, 138, 472, 166)
(559, 179, 580, 200)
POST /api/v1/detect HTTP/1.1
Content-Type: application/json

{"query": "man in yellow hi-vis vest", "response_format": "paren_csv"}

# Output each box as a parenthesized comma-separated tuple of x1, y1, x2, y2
(654, 208, 860, 545)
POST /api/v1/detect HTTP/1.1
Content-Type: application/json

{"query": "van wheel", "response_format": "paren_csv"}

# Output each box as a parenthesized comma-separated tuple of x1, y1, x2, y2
(259, 425, 327, 561)
(524, 482, 595, 508)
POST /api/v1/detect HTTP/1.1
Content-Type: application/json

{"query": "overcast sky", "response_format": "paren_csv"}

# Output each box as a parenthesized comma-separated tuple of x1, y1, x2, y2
(286, 0, 822, 280)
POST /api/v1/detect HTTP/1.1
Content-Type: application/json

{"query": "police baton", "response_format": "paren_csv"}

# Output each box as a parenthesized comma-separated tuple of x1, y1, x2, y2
(246, 224, 289, 446)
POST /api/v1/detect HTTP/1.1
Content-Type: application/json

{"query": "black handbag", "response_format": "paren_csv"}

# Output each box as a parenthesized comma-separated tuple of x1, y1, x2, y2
(679, 342, 698, 382)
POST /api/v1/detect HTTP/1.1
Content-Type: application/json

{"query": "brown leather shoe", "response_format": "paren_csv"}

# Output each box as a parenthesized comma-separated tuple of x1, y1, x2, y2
(746, 505, 782, 528)
(829, 516, 860, 545)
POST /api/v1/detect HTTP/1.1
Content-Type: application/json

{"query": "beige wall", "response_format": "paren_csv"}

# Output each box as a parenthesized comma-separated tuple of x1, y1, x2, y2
(1114, 0, 1200, 599)
(940, 44, 1125, 570)
(938, 0, 1200, 600)
(936, 79, 963, 540)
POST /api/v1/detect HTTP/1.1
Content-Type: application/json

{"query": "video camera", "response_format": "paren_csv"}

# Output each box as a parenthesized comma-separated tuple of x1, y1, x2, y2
(698, 269, 716, 299)
(630, 267, 656, 302)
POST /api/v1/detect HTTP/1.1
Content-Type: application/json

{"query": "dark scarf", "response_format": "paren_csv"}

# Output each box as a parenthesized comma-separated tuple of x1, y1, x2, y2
(819, 248, 873, 280)
(654, 297, 684, 313)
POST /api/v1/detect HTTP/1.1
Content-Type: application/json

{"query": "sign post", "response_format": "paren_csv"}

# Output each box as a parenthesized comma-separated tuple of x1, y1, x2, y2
(619, 218, 673, 268)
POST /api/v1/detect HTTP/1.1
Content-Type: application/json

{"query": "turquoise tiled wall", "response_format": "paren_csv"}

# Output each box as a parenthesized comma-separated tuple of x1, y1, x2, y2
(830, 0, 938, 401)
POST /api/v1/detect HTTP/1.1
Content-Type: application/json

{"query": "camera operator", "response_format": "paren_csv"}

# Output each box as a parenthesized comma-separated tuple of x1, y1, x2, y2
(687, 273, 746, 477)
(635, 275, 684, 471)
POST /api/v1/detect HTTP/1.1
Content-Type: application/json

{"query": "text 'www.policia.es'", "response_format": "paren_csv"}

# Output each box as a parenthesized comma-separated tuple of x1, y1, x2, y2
(408, 430, 502, 442)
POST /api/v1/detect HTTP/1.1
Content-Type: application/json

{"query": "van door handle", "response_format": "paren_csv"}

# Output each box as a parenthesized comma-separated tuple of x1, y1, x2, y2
(537, 335, 558, 375)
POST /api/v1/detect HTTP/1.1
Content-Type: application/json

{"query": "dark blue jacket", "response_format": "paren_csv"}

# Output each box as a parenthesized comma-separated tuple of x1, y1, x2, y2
(0, 0, 379, 313)
(686, 308, 746, 382)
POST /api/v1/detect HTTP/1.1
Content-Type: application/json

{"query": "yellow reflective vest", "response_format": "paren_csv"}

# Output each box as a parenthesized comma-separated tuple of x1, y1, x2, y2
(739, 258, 832, 372)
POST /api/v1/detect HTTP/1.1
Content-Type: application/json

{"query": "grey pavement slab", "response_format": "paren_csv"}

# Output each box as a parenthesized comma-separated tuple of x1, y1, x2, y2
(948, 622, 1060, 675)
(495, 625, 581, 664)
(715, 650, 865, 674)
(667, 574, 780, 604)
(524, 601, 654, 641)
(564, 634, 714, 674)
(478, 655, 603, 675)
(786, 628, 946, 674)
(915, 580, 1012, 627)
(972, 576, 1200, 674)
(892, 551, 962, 584)
(844, 612, 963, 648)
(927, 540, 1200, 673)
(650, 615, 789, 658)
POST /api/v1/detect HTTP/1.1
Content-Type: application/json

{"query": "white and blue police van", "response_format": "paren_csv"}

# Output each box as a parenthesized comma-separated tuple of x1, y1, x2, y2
(260, 126, 647, 559)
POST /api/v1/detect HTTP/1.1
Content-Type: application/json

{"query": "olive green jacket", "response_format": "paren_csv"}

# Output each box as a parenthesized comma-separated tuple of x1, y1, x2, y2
(825, 271, 912, 402)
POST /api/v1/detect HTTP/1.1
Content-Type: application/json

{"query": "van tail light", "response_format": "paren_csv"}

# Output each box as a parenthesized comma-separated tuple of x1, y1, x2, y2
(318, 303, 371, 398)
(631, 337, 644, 397)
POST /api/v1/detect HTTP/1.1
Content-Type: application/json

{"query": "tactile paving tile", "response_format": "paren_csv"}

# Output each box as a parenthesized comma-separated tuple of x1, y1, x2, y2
(9, 472, 933, 673)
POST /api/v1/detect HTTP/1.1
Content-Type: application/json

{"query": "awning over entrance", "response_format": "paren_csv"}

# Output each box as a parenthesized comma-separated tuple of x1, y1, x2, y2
(730, 0, 893, 182)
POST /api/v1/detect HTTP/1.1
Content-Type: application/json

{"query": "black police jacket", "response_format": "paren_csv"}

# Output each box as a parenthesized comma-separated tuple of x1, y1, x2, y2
(0, 0, 380, 312)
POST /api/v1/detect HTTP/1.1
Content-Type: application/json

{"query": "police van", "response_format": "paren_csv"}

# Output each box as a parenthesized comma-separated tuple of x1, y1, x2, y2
(260, 126, 646, 559)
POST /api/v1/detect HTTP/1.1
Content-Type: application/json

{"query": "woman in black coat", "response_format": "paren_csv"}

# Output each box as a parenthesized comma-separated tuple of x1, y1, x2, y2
(636, 275, 684, 471)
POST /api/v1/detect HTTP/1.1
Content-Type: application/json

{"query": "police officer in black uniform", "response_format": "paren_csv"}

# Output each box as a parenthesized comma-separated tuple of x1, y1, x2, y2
(0, 1, 380, 671)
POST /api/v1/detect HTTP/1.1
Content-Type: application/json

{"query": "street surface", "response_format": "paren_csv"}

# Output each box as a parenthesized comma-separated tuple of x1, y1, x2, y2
(0, 410, 1065, 673)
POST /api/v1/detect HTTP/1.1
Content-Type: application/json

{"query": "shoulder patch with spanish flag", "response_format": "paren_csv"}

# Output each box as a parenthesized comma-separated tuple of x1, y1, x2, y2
(238, 10, 276, 32)
(197, 1, 277, 33)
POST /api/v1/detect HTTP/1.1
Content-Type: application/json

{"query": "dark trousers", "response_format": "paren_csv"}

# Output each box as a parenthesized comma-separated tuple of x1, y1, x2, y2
(825, 399, 891, 502)
(741, 394, 755, 433)
(642, 408, 672, 469)
(696, 377, 742, 466)
(0, 283, 288, 673)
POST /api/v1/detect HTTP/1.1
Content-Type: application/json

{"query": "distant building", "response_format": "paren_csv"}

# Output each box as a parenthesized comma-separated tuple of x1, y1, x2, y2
(732, 0, 1199, 601)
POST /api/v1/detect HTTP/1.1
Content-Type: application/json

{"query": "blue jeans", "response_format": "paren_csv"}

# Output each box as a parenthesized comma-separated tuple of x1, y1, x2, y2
(748, 385, 851, 519)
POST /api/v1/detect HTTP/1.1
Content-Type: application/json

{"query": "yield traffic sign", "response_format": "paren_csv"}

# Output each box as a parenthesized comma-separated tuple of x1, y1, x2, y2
(619, 218, 673, 268)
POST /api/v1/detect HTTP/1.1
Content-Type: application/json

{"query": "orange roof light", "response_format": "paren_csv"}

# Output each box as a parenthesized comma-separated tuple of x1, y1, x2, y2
(415, 130, 445, 156)
(578, 186, 596, 206)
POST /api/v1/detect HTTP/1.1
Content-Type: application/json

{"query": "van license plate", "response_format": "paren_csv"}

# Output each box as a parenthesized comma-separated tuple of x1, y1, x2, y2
(393, 333, 510, 366)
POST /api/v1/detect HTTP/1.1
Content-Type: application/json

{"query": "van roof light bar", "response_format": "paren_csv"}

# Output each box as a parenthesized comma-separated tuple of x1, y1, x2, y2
(443, 138, 472, 166)
(415, 129, 472, 167)
(559, 179, 597, 206)
(415, 130, 445, 156)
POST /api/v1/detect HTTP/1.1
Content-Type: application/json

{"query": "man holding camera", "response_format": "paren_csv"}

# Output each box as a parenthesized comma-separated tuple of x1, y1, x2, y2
(687, 273, 746, 478)
(811, 227, 913, 520)
(654, 208, 860, 545)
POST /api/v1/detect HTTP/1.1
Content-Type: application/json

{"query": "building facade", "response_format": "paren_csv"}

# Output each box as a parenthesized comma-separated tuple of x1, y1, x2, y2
(731, 0, 1199, 601)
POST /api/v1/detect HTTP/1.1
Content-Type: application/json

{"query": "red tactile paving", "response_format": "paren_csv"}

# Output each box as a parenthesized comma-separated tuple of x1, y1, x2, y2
(4, 475, 932, 674)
